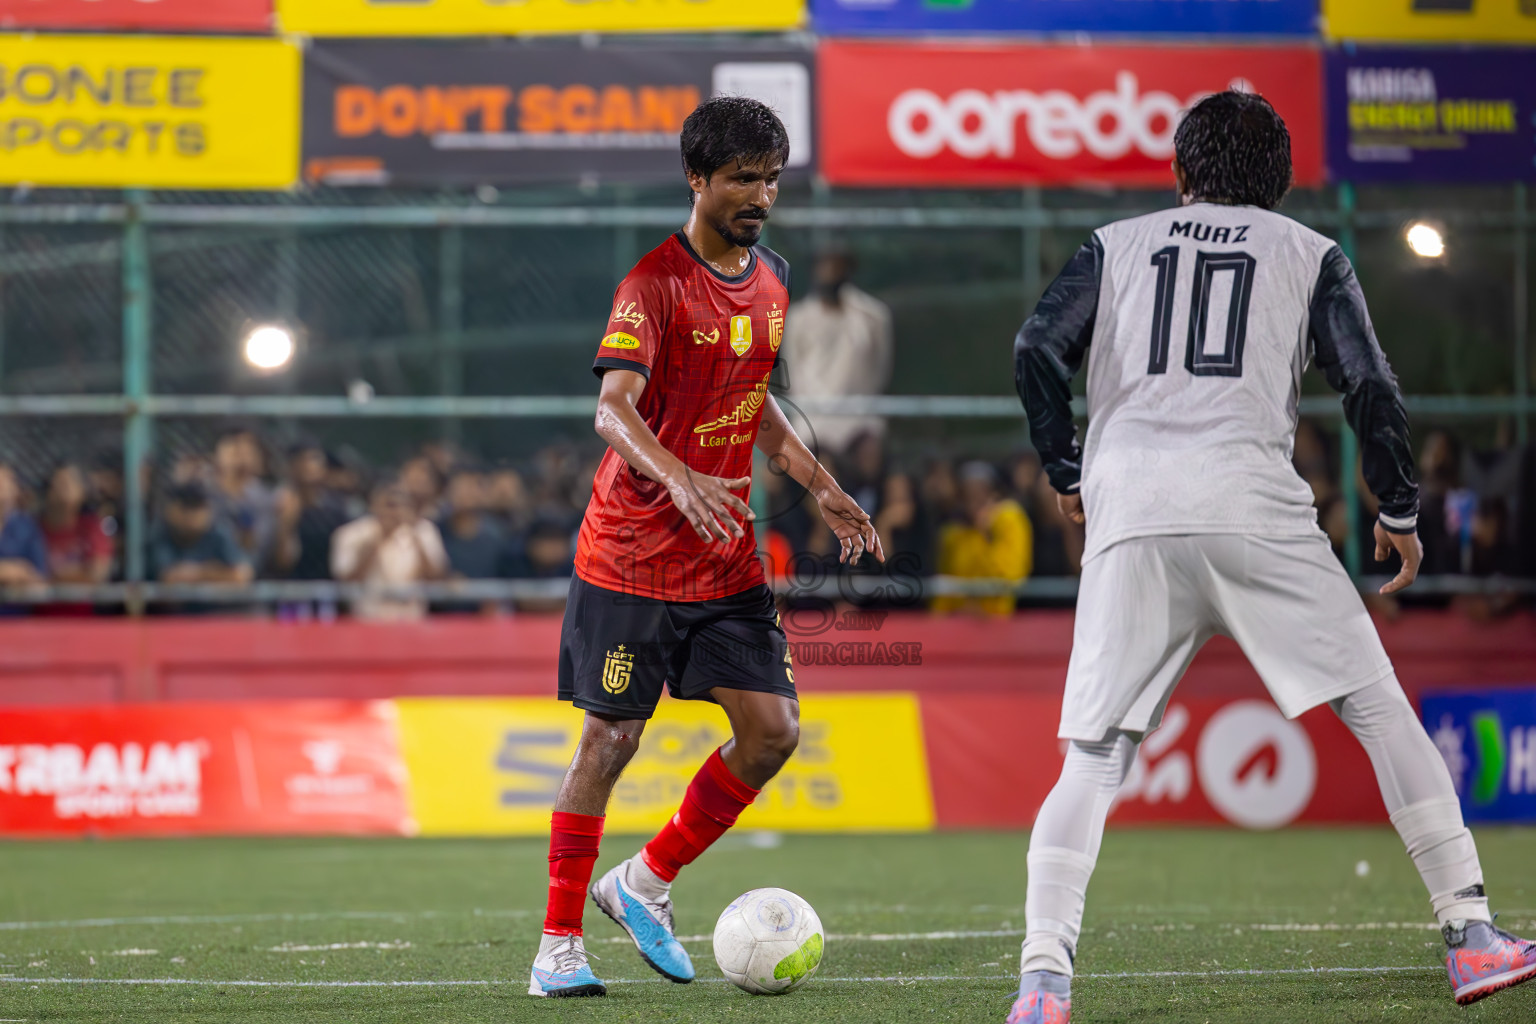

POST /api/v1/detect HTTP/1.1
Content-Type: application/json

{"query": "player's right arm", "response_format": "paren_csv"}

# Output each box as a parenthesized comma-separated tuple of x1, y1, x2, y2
(593, 369, 754, 545)
(1308, 245, 1422, 594)
(1014, 236, 1103, 524)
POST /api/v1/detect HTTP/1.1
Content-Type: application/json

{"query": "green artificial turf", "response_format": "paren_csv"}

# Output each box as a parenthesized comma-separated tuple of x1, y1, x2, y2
(1, 829, 1533, 1022)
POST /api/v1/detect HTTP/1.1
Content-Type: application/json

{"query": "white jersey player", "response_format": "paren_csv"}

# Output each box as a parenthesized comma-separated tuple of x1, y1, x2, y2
(1005, 91, 1536, 1024)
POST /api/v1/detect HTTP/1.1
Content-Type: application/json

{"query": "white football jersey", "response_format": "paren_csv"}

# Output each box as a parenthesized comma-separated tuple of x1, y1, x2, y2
(1017, 201, 1418, 562)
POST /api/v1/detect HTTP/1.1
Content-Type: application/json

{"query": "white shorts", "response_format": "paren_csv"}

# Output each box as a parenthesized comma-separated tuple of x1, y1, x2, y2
(1059, 533, 1395, 741)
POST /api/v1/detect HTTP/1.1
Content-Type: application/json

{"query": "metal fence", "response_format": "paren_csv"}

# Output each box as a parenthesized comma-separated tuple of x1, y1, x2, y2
(0, 181, 1530, 607)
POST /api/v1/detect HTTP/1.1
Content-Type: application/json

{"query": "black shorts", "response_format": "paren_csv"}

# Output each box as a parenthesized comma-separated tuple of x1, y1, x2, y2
(557, 575, 796, 720)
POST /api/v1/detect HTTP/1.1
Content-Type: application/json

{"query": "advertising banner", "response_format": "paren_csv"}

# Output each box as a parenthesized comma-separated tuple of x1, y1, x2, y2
(0, 0, 272, 31)
(0, 701, 411, 836)
(303, 41, 812, 187)
(813, 0, 1316, 37)
(1325, 0, 1536, 42)
(921, 694, 1386, 829)
(396, 695, 934, 835)
(0, 35, 299, 189)
(1421, 688, 1536, 823)
(818, 43, 1323, 189)
(278, 0, 803, 35)
(1327, 49, 1534, 183)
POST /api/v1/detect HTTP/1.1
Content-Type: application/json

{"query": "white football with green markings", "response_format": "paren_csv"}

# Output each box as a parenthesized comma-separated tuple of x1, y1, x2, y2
(712, 887, 825, 995)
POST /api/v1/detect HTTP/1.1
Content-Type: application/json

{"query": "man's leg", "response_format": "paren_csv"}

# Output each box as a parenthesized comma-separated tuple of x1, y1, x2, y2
(632, 689, 798, 891)
(1333, 678, 1536, 1004)
(529, 712, 644, 998)
(1019, 731, 1140, 976)
(590, 689, 798, 983)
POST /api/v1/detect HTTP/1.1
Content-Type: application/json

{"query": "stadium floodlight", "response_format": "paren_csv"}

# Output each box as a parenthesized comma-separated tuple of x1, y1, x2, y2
(243, 324, 295, 371)
(1405, 222, 1445, 260)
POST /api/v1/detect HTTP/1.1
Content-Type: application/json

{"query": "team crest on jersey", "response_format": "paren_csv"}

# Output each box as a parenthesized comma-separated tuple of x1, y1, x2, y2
(729, 315, 752, 356)
(693, 327, 720, 346)
(611, 301, 646, 328)
(767, 305, 784, 352)
(602, 332, 640, 350)
(602, 644, 634, 695)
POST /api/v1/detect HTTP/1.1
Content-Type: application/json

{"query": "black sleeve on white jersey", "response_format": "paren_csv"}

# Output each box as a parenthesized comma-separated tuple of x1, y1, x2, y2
(1308, 244, 1419, 530)
(1014, 235, 1103, 495)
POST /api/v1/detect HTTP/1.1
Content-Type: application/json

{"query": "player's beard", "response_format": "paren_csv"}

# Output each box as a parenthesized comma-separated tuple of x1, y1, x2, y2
(713, 208, 767, 248)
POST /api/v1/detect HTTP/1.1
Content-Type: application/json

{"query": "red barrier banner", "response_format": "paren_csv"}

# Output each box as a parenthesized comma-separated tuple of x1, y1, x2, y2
(819, 42, 1323, 189)
(0, 701, 409, 836)
(0, 0, 272, 31)
(922, 693, 1383, 829)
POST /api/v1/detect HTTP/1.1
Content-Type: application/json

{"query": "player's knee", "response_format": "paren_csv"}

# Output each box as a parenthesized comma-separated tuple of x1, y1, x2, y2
(579, 716, 644, 779)
(742, 718, 799, 773)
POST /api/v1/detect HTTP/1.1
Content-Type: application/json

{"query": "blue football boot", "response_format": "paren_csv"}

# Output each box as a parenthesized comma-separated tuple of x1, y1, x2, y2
(1006, 969, 1072, 1023)
(591, 857, 695, 983)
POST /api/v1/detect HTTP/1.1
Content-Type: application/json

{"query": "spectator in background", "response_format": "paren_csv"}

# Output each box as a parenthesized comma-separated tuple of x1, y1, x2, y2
(1415, 430, 1462, 575)
(40, 463, 111, 588)
(331, 476, 448, 621)
(921, 458, 960, 528)
(148, 481, 253, 585)
(438, 465, 510, 615)
(399, 453, 445, 521)
(271, 441, 351, 583)
(873, 469, 930, 570)
(933, 461, 1031, 616)
(0, 463, 46, 588)
(782, 247, 895, 457)
(211, 428, 276, 566)
(487, 464, 534, 538)
(505, 516, 574, 613)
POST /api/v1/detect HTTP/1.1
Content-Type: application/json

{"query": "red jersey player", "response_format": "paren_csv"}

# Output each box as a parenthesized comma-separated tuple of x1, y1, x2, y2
(529, 97, 884, 998)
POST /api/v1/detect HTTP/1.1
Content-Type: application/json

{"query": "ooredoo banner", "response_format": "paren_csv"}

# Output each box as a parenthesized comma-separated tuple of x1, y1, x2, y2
(0, 701, 411, 836)
(0, 34, 299, 189)
(303, 41, 812, 187)
(1421, 688, 1536, 823)
(1327, 49, 1535, 183)
(1324, 0, 1536, 42)
(812, 0, 1316, 36)
(278, 0, 803, 35)
(818, 42, 1324, 189)
(0, 0, 272, 30)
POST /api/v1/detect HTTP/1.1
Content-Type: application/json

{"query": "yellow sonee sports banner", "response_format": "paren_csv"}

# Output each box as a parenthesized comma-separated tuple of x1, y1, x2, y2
(396, 695, 934, 836)
(1324, 0, 1536, 42)
(277, 0, 804, 35)
(0, 35, 299, 189)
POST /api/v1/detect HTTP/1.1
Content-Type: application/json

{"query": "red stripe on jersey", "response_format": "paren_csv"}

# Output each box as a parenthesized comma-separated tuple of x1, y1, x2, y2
(576, 234, 790, 603)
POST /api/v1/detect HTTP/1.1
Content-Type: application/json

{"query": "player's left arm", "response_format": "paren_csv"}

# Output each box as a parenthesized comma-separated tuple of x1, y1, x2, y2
(1015, 235, 1103, 525)
(1308, 244, 1422, 594)
(755, 395, 884, 566)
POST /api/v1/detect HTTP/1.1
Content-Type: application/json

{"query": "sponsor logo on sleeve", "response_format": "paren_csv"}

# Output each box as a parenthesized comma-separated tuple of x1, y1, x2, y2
(602, 332, 641, 350)
(611, 300, 647, 327)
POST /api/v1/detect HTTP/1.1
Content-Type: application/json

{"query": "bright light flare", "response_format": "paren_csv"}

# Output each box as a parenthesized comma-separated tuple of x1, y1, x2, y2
(243, 325, 295, 370)
(1405, 222, 1445, 259)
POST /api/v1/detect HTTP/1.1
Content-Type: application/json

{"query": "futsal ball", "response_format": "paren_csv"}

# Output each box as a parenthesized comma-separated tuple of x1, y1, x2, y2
(712, 887, 824, 994)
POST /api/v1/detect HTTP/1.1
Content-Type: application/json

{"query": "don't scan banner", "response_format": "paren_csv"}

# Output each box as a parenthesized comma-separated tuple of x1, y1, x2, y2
(303, 41, 813, 187)
(1327, 48, 1535, 182)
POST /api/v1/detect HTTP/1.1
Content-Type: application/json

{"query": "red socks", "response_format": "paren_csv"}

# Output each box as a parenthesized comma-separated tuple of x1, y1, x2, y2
(641, 747, 760, 883)
(544, 810, 604, 936)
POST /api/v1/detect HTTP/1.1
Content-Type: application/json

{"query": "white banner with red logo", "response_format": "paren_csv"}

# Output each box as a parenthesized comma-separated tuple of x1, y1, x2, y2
(818, 42, 1323, 189)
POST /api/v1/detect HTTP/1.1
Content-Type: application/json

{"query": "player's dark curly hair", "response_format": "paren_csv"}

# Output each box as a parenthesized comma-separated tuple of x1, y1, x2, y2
(680, 96, 790, 203)
(1173, 91, 1293, 210)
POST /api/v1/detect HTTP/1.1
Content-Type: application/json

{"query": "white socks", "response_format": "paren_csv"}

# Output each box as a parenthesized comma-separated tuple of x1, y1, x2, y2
(1390, 798, 1491, 926)
(1021, 733, 1140, 978)
(1332, 679, 1491, 927)
(624, 854, 671, 903)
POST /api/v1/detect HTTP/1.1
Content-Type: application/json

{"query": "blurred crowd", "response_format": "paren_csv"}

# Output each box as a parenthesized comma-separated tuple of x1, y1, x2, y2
(0, 418, 1529, 621)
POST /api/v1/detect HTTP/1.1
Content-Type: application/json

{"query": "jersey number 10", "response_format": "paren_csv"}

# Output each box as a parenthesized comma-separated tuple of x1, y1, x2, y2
(1146, 247, 1257, 379)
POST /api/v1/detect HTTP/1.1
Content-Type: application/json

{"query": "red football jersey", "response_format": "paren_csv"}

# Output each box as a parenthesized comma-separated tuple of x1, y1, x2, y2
(575, 232, 791, 602)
